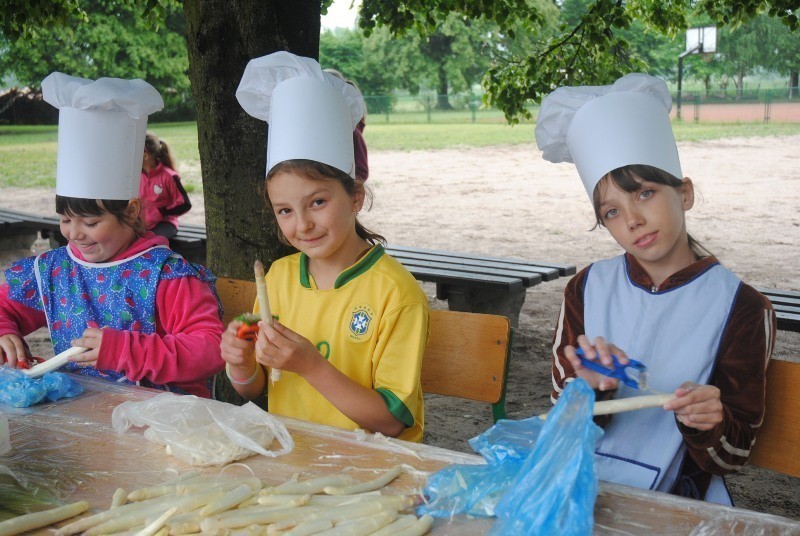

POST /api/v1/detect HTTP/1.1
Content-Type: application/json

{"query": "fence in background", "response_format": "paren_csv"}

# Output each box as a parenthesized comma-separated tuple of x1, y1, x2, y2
(366, 88, 800, 124)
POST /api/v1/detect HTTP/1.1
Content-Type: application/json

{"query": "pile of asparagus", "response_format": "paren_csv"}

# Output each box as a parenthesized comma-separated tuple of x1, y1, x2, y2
(0, 465, 435, 536)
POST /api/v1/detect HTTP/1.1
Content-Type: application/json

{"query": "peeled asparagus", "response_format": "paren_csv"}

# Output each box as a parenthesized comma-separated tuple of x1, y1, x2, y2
(0, 501, 89, 536)
(323, 466, 405, 495)
(261, 475, 355, 495)
(254, 259, 279, 384)
(133, 506, 178, 536)
(21, 346, 89, 378)
(539, 393, 674, 420)
(393, 514, 434, 536)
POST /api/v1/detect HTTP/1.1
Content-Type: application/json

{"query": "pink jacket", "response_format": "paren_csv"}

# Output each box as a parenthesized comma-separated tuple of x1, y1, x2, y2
(139, 163, 192, 230)
(0, 234, 224, 397)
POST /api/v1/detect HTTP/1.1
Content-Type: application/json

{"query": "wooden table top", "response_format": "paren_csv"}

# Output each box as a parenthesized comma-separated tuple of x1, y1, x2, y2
(2, 377, 798, 535)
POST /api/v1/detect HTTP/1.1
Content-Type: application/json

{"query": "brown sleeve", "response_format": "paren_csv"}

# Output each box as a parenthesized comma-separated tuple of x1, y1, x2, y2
(679, 283, 775, 475)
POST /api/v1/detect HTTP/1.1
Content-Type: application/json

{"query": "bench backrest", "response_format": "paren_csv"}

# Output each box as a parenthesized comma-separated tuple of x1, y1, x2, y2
(749, 359, 800, 477)
(215, 277, 511, 422)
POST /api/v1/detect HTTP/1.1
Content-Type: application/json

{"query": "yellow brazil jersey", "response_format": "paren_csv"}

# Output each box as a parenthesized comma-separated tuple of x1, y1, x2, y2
(260, 245, 429, 443)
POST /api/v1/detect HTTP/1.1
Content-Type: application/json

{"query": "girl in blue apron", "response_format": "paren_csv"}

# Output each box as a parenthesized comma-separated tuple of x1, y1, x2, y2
(0, 72, 224, 397)
(535, 73, 775, 504)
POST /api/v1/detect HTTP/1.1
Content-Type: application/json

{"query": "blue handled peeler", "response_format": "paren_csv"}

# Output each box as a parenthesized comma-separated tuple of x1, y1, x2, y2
(575, 348, 647, 389)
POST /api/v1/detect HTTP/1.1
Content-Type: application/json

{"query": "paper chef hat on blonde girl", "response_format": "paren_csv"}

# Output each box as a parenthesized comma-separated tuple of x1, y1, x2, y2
(42, 72, 163, 200)
(235, 51, 365, 177)
(535, 73, 682, 199)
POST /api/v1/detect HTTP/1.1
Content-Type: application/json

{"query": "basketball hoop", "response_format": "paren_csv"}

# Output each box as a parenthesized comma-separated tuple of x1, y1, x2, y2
(677, 26, 717, 120)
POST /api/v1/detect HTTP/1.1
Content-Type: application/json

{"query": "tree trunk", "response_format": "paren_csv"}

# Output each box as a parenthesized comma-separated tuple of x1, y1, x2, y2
(184, 0, 320, 280)
(790, 71, 798, 99)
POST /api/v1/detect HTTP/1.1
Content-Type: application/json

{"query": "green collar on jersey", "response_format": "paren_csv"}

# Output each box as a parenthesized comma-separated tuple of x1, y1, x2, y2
(299, 244, 385, 289)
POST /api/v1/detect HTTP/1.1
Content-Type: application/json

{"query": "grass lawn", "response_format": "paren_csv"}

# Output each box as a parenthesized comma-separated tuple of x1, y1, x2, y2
(1, 121, 799, 190)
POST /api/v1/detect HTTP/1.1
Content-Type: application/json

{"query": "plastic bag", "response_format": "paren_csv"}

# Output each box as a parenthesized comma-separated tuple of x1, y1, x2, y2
(418, 379, 601, 534)
(491, 379, 599, 535)
(111, 392, 294, 466)
(0, 367, 84, 408)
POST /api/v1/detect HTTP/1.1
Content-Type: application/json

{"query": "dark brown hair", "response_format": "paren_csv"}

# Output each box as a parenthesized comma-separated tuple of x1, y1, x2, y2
(265, 160, 385, 246)
(592, 164, 710, 258)
(55, 196, 145, 237)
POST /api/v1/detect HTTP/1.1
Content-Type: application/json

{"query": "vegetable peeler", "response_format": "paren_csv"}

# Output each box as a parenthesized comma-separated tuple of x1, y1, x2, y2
(235, 313, 261, 341)
(575, 348, 647, 390)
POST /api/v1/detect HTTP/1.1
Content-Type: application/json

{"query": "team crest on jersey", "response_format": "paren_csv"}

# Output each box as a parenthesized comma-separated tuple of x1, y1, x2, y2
(348, 304, 375, 342)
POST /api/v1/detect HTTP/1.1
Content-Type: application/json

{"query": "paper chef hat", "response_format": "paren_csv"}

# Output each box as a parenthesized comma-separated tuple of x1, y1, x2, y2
(235, 51, 365, 177)
(42, 72, 164, 200)
(535, 73, 682, 199)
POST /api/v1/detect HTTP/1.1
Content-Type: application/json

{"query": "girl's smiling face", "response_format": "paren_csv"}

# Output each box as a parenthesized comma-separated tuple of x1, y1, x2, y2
(267, 170, 365, 264)
(59, 201, 139, 263)
(597, 174, 696, 284)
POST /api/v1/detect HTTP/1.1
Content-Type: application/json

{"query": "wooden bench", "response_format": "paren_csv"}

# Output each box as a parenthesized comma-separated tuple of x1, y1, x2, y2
(3, 208, 570, 327)
(757, 288, 800, 333)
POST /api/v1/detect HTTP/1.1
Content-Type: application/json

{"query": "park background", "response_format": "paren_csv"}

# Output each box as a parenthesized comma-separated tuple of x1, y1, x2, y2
(1, 0, 799, 525)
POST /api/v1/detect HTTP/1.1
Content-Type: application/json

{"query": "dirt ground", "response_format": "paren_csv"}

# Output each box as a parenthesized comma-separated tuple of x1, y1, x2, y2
(1, 135, 798, 521)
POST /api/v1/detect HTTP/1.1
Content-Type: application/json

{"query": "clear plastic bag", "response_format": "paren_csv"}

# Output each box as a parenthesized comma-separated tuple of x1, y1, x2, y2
(419, 379, 601, 535)
(111, 392, 294, 466)
(0, 367, 84, 408)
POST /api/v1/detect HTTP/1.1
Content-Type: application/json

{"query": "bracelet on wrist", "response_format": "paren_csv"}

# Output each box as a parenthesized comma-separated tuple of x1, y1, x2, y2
(225, 363, 260, 385)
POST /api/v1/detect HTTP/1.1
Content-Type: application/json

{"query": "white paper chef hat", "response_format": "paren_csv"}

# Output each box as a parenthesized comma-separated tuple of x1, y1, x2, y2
(42, 72, 164, 200)
(236, 51, 365, 177)
(535, 73, 682, 199)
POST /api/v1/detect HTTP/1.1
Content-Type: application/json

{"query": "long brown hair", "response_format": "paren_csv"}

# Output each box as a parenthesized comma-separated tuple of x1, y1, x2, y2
(144, 132, 177, 170)
(592, 164, 710, 258)
(265, 159, 385, 246)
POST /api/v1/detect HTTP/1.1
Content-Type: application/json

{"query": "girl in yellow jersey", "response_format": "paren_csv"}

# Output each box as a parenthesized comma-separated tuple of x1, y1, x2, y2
(220, 52, 429, 443)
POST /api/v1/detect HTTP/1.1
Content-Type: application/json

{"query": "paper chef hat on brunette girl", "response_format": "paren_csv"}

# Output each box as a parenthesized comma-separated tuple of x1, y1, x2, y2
(42, 72, 163, 200)
(235, 51, 365, 177)
(535, 73, 682, 199)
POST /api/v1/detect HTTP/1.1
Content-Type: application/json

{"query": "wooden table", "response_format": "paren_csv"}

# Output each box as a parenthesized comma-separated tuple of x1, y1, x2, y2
(2, 378, 799, 535)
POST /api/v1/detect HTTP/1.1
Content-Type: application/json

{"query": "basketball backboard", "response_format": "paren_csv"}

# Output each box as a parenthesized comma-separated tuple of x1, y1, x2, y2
(685, 26, 717, 54)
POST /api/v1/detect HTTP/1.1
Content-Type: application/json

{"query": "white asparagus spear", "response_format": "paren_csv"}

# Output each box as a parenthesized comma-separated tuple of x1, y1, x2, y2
(316, 510, 397, 535)
(369, 515, 417, 536)
(261, 475, 355, 495)
(111, 487, 129, 508)
(323, 466, 405, 495)
(21, 346, 89, 378)
(393, 513, 434, 536)
(200, 484, 257, 517)
(133, 506, 178, 536)
(254, 259, 279, 384)
(55, 495, 173, 535)
(277, 519, 333, 535)
(0, 501, 89, 536)
(538, 393, 674, 420)
(200, 505, 320, 532)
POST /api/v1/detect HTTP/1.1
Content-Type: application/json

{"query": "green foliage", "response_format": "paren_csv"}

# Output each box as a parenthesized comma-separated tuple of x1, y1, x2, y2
(361, 0, 800, 123)
(0, 1, 192, 119)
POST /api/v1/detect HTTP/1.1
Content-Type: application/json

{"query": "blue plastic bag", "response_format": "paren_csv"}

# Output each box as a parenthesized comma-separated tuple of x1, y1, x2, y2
(418, 379, 601, 534)
(0, 367, 84, 407)
(491, 379, 599, 535)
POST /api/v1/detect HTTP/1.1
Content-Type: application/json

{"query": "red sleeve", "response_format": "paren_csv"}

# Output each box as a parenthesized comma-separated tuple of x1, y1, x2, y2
(679, 284, 774, 475)
(96, 276, 224, 397)
(0, 284, 47, 338)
